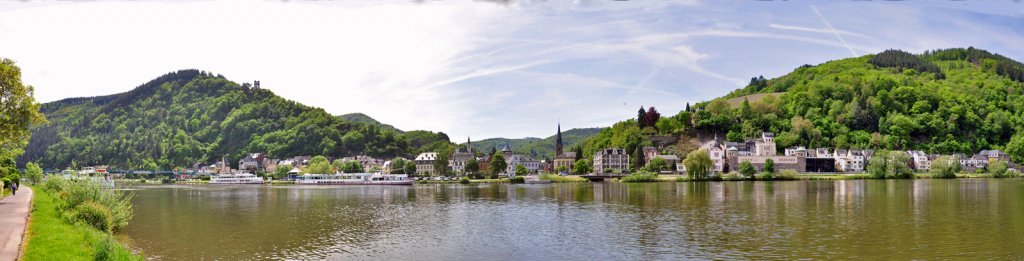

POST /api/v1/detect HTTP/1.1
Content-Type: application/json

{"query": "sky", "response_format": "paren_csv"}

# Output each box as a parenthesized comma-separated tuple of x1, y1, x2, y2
(1, 0, 1023, 142)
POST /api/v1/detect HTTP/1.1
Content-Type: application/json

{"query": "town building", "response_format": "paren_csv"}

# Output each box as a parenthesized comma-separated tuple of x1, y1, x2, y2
(500, 143, 540, 176)
(552, 123, 577, 172)
(449, 138, 475, 175)
(415, 152, 438, 176)
(909, 150, 931, 171)
(654, 154, 681, 173)
(238, 153, 266, 172)
(593, 148, 629, 174)
(834, 149, 867, 172)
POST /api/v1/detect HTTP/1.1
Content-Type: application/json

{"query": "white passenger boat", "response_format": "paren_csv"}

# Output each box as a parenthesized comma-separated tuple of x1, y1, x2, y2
(295, 173, 413, 185)
(209, 172, 265, 184)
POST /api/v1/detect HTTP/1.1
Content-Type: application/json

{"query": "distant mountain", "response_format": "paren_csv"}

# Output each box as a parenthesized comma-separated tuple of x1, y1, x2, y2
(338, 113, 401, 133)
(19, 70, 451, 170)
(468, 127, 603, 159)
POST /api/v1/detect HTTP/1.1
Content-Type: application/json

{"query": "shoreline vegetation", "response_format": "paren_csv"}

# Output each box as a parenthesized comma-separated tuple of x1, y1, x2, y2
(24, 178, 142, 260)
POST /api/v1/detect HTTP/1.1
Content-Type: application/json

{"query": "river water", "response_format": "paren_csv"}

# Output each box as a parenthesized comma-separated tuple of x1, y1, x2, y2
(120, 179, 1024, 260)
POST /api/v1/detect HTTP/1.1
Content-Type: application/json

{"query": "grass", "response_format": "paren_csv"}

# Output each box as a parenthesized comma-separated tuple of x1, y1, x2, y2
(538, 174, 588, 183)
(620, 172, 660, 183)
(23, 186, 141, 261)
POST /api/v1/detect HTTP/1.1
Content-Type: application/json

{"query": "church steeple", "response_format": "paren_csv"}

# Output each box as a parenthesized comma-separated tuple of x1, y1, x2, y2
(555, 122, 564, 156)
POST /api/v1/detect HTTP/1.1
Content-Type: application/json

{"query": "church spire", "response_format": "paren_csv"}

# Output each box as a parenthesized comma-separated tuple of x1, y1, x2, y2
(556, 122, 564, 156)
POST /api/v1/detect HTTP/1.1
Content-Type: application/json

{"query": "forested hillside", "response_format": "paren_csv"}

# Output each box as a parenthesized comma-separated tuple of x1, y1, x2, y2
(468, 128, 602, 159)
(19, 70, 452, 170)
(576, 47, 1024, 164)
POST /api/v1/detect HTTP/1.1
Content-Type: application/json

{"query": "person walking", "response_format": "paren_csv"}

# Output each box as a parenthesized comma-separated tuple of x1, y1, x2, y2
(10, 182, 16, 196)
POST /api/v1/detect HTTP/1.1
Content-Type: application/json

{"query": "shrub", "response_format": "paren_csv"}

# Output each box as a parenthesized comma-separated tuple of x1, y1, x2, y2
(739, 161, 756, 177)
(510, 176, 525, 183)
(777, 170, 799, 180)
(459, 177, 471, 184)
(42, 178, 134, 233)
(930, 156, 960, 179)
(720, 172, 745, 181)
(621, 171, 660, 182)
(990, 161, 1011, 178)
(756, 172, 775, 180)
(94, 236, 143, 261)
(73, 201, 113, 233)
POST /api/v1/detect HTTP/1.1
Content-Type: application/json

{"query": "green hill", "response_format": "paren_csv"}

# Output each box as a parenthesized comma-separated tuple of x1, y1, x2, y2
(18, 70, 452, 170)
(469, 128, 602, 159)
(578, 47, 1024, 163)
(337, 113, 401, 133)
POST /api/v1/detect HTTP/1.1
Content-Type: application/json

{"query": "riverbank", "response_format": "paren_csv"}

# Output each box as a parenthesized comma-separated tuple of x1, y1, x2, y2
(0, 186, 30, 261)
(22, 186, 141, 260)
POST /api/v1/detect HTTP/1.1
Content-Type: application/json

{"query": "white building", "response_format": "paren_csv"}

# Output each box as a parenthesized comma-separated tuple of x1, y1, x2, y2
(415, 152, 438, 176)
(593, 148, 629, 174)
(908, 150, 930, 171)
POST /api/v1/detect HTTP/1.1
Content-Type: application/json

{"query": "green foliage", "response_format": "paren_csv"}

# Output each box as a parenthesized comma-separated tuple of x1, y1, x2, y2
(94, 236, 143, 261)
(756, 171, 775, 180)
(465, 157, 479, 175)
(6, 173, 19, 186)
(777, 169, 799, 180)
(469, 128, 602, 160)
(514, 164, 528, 176)
(273, 165, 292, 179)
(763, 158, 775, 173)
(304, 156, 331, 174)
(621, 171, 659, 182)
(489, 154, 507, 177)
(24, 162, 43, 184)
(509, 176, 525, 184)
(20, 70, 450, 170)
(73, 201, 114, 233)
(573, 158, 591, 175)
(433, 153, 450, 176)
(930, 155, 960, 179)
(647, 157, 670, 172)
(867, 151, 890, 179)
(631, 146, 645, 171)
(720, 172, 745, 181)
(989, 160, 1011, 178)
(869, 49, 945, 78)
(0, 58, 47, 163)
(739, 161, 756, 176)
(42, 177, 134, 233)
(340, 160, 364, 173)
(458, 177, 471, 184)
(683, 149, 713, 181)
(868, 150, 914, 179)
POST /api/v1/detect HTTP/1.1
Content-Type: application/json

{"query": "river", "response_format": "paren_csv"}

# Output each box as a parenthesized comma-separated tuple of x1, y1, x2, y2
(120, 179, 1024, 260)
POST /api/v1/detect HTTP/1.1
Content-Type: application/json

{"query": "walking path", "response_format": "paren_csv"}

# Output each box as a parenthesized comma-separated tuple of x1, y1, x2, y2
(0, 187, 32, 261)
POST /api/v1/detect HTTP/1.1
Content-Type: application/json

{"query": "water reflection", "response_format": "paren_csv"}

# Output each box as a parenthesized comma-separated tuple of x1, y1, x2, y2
(122, 179, 1024, 260)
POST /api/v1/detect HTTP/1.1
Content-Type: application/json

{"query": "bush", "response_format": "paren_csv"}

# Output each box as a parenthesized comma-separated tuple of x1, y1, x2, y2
(73, 201, 113, 233)
(777, 170, 799, 180)
(756, 171, 775, 180)
(621, 171, 659, 182)
(739, 161, 756, 177)
(510, 176, 525, 183)
(42, 178, 134, 233)
(720, 172, 745, 181)
(94, 236, 143, 261)
(990, 161, 1011, 178)
(930, 156, 960, 179)
(459, 177, 471, 184)
(538, 174, 588, 183)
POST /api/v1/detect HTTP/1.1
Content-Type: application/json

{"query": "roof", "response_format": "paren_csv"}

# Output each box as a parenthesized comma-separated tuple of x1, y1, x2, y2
(415, 152, 438, 161)
(502, 143, 511, 152)
(762, 132, 775, 138)
(555, 152, 577, 159)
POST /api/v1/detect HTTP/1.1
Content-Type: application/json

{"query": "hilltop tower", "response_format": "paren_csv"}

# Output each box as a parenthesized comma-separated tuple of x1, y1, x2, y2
(555, 122, 564, 156)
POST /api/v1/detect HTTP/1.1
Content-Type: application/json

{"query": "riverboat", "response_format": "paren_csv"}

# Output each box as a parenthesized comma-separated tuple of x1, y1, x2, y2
(209, 172, 265, 184)
(295, 173, 413, 185)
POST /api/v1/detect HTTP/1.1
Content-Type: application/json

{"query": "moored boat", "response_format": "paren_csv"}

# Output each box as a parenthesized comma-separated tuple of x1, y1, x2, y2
(295, 173, 413, 185)
(210, 172, 265, 184)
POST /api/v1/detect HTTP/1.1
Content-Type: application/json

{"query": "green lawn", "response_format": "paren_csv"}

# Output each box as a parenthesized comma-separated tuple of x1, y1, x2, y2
(23, 187, 140, 261)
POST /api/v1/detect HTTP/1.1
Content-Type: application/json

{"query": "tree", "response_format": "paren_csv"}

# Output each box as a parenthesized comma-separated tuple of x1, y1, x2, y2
(573, 146, 583, 163)
(464, 157, 479, 176)
(886, 151, 913, 179)
(24, 162, 43, 185)
(0, 58, 46, 162)
(637, 106, 648, 128)
(404, 162, 417, 175)
(867, 150, 889, 179)
(304, 156, 331, 174)
(930, 155, 960, 179)
(739, 160, 756, 177)
(763, 158, 775, 173)
(489, 154, 507, 178)
(989, 160, 1010, 178)
(331, 159, 345, 173)
(274, 164, 293, 179)
(555, 166, 569, 174)
(632, 146, 646, 171)
(645, 107, 661, 129)
(683, 149, 713, 181)
(573, 159, 591, 175)
(340, 161, 364, 173)
(514, 164, 528, 177)
(433, 153, 449, 176)
(389, 158, 408, 174)
(647, 157, 669, 172)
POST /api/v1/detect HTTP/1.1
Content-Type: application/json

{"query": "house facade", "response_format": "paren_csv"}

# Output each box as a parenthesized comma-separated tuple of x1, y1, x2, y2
(593, 148, 629, 174)
(415, 152, 438, 176)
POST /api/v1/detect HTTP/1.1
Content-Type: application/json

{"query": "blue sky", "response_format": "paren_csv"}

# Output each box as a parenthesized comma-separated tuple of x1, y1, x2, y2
(0, 0, 1022, 141)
